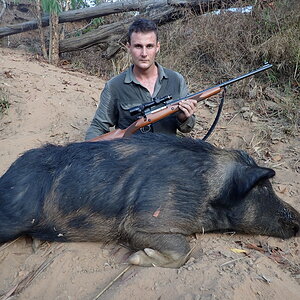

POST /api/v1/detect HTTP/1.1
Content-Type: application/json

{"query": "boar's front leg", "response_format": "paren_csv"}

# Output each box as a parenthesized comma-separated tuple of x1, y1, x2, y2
(127, 233, 190, 268)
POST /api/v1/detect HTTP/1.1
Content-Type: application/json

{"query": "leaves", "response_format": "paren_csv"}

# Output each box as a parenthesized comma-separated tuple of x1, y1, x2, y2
(41, 0, 62, 14)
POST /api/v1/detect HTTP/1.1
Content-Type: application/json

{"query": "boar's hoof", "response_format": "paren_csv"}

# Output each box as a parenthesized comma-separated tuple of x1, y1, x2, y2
(32, 238, 43, 252)
(128, 248, 189, 268)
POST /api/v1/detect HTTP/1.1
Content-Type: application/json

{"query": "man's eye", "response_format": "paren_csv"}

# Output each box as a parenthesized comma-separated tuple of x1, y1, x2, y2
(147, 45, 154, 49)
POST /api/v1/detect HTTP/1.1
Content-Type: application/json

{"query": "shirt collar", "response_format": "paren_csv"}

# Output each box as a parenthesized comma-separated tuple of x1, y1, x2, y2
(124, 63, 168, 84)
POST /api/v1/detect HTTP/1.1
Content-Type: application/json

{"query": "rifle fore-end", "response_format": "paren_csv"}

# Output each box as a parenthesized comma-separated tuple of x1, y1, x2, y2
(88, 128, 127, 142)
(189, 86, 223, 102)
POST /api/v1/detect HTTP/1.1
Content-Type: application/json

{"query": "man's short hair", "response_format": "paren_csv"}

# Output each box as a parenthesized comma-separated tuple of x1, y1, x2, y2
(128, 19, 158, 44)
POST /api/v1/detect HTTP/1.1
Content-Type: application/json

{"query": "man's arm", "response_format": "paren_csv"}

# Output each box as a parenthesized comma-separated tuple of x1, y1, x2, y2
(85, 82, 117, 141)
(177, 111, 196, 133)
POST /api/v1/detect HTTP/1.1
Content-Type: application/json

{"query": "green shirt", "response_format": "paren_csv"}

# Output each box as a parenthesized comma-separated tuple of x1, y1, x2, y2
(85, 63, 195, 140)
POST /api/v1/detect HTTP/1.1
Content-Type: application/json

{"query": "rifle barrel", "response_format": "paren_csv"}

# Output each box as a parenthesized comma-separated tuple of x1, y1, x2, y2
(218, 63, 273, 88)
(168, 63, 273, 105)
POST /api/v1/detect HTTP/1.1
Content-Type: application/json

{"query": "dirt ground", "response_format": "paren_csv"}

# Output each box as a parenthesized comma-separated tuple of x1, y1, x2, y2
(0, 48, 299, 300)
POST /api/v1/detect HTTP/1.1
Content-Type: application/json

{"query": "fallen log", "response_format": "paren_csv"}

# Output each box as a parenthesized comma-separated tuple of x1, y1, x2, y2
(59, 4, 181, 53)
(0, 0, 145, 38)
(0, 0, 226, 38)
(59, 0, 228, 54)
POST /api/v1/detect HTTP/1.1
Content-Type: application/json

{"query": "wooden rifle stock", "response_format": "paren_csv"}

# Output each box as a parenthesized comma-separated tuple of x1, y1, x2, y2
(88, 63, 272, 142)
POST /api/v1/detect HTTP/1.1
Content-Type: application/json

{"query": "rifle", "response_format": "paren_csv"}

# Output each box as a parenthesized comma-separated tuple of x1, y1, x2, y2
(89, 63, 272, 142)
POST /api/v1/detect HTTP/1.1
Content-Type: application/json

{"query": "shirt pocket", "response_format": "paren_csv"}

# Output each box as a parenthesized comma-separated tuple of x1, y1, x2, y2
(118, 102, 142, 128)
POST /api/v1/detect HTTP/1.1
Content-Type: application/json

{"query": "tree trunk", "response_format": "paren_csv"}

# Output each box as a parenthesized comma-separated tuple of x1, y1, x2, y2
(49, 12, 59, 65)
(60, 0, 71, 40)
(35, 0, 48, 59)
(59, 3, 182, 54)
(0, 0, 6, 20)
(0, 0, 229, 38)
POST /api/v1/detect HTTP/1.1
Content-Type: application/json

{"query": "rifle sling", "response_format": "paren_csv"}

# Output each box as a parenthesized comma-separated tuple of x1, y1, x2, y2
(202, 88, 225, 141)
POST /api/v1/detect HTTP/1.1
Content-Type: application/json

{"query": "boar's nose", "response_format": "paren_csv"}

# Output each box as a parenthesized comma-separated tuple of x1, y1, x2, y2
(278, 218, 300, 238)
(278, 207, 300, 238)
(293, 223, 300, 237)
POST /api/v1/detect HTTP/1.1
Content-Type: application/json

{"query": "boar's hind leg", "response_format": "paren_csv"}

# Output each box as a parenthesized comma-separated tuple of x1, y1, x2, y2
(128, 233, 190, 268)
(129, 248, 188, 268)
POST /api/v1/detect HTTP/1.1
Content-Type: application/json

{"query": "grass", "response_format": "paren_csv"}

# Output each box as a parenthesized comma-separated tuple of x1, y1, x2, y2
(156, 0, 299, 137)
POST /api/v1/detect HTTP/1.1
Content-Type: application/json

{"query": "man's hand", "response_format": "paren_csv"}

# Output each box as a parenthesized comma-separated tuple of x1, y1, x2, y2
(177, 99, 197, 122)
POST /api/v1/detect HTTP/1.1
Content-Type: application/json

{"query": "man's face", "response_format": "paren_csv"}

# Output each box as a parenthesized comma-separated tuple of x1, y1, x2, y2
(127, 31, 160, 71)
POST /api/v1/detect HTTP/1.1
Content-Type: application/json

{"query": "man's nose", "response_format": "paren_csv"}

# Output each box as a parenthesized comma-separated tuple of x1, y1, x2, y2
(141, 47, 147, 56)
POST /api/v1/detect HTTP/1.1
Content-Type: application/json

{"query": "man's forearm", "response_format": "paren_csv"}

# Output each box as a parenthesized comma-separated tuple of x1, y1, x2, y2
(177, 115, 196, 133)
(85, 116, 111, 140)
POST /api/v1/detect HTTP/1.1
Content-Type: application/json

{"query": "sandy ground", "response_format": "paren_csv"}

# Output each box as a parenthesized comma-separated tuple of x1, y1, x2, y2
(0, 48, 299, 300)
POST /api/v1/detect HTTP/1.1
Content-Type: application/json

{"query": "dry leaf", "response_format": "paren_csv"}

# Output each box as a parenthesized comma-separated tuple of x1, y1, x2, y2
(230, 248, 248, 254)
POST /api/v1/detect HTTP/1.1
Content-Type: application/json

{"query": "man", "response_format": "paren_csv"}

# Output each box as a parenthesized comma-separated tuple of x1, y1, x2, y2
(85, 18, 197, 141)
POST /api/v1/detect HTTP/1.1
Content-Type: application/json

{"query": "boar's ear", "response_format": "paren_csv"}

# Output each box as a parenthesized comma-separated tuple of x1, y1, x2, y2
(234, 166, 275, 199)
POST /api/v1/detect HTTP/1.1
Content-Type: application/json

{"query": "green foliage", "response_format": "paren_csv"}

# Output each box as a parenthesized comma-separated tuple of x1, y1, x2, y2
(41, 0, 62, 14)
(91, 17, 103, 27)
(81, 17, 104, 34)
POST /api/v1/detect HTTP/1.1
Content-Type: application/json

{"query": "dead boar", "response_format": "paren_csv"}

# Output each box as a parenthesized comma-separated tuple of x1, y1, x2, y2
(0, 133, 299, 268)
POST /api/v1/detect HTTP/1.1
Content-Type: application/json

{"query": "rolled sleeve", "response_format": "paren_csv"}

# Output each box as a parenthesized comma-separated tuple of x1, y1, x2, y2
(177, 114, 196, 133)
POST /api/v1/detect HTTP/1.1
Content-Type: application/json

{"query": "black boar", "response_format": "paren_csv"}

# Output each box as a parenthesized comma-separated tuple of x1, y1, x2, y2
(0, 134, 299, 268)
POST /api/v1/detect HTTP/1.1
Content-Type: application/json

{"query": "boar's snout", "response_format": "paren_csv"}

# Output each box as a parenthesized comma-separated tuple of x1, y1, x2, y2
(278, 206, 300, 238)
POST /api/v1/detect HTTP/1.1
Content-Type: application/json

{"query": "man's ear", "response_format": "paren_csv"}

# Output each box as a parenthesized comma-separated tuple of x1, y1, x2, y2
(234, 166, 275, 199)
(156, 41, 160, 54)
